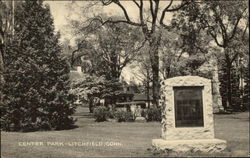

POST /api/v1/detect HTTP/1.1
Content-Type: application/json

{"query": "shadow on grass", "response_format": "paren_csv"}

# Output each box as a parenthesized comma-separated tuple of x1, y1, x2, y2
(148, 147, 232, 157)
(3, 122, 80, 133)
(21, 125, 80, 133)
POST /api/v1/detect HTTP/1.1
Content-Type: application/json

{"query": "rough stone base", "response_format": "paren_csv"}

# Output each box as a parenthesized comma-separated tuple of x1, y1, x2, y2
(152, 139, 226, 153)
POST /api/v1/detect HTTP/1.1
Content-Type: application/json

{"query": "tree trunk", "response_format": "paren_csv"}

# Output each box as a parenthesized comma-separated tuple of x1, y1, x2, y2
(89, 96, 94, 113)
(146, 69, 150, 108)
(148, 33, 161, 108)
(0, 48, 5, 106)
(225, 57, 232, 110)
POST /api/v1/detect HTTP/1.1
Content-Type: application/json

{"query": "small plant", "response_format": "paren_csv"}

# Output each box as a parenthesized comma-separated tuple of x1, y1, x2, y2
(141, 109, 147, 118)
(107, 110, 116, 119)
(93, 106, 109, 122)
(114, 110, 133, 122)
(145, 108, 162, 122)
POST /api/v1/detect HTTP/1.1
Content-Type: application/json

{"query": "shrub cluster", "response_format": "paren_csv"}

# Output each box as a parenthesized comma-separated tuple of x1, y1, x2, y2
(93, 106, 109, 122)
(93, 106, 134, 122)
(114, 110, 133, 122)
(93, 106, 162, 122)
(145, 108, 162, 122)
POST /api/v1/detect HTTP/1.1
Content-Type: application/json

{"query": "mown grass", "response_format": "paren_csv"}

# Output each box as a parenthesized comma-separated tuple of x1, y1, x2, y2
(1, 107, 249, 157)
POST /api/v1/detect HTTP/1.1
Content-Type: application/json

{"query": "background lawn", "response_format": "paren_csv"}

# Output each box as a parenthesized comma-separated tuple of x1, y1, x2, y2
(1, 106, 249, 157)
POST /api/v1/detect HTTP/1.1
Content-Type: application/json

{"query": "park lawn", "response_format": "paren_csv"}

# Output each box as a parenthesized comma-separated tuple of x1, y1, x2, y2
(1, 107, 249, 158)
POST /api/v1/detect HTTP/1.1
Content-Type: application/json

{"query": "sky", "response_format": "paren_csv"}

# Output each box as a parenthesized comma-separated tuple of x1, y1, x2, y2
(46, 1, 70, 31)
(46, 0, 175, 40)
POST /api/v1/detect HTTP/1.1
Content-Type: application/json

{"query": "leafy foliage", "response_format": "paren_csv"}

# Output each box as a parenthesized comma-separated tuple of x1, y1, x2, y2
(71, 75, 124, 112)
(71, 75, 123, 101)
(93, 106, 134, 122)
(0, 0, 15, 110)
(93, 106, 109, 122)
(243, 63, 249, 111)
(73, 0, 192, 107)
(114, 110, 133, 122)
(172, 0, 248, 111)
(145, 108, 162, 122)
(1, 0, 76, 131)
(218, 60, 244, 111)
(70, 19, 144, 80)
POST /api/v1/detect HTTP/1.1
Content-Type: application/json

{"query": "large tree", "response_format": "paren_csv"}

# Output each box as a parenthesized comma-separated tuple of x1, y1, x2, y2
(173, 0, 248, 110)
(70, 22, 144, 80)
(81, 0, 191, 107)
(1, 0, 76, 131)
(132, 45, 153, 107)
(159, 27, 210, 79)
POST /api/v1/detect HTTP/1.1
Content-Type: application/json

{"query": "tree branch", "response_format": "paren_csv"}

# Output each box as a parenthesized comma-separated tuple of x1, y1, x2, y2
(160, 0, 173, 26)
(211, 6, 228, 44)
(230, 52, 239, 65)
(149, 0, 155, 18)
(139, 0, 144, 25)
(132, 0, 140, 8)
(242, 19, 249, 40)
(101, 0, 113, 6)
(113, 0, 131, 20)
(90, 16, 142, 27)
(203, 17, 224, 47)
(160, 0, 189, 29)
(228, 14, 244, 41)
(151, 0, 159, 32)
(165, 0, 190, 12)
(209, 31, 224, 47)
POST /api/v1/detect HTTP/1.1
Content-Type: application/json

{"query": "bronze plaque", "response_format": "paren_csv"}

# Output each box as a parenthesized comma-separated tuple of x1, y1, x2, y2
(174, 86, 204, 127)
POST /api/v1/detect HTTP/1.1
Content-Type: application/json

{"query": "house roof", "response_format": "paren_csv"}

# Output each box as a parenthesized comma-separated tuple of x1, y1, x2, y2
(103, 92, 134, 98)
(133, 93, 153, 101)
(116, 101, 145, 105)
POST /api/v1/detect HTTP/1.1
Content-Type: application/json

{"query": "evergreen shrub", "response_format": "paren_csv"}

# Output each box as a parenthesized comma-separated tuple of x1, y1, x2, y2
(93, 106, 109, 122)
(145, 108, 162, 122)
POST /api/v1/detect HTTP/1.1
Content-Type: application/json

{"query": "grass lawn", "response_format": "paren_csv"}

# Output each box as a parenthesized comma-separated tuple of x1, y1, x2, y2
(1, 106, 249, 157)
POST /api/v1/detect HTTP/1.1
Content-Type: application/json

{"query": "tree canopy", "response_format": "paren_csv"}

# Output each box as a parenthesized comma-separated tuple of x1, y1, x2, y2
(70, 21, 144, 80)
(172, 0, 248, 110)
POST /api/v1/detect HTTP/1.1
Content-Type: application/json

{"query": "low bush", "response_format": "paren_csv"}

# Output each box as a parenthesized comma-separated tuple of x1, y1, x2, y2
(93, 106, 109, 122)
(114, 110, 133, 122)
(141, 109, 147, 118)
(107, 110, 116, 119)
(145, 108, 162, 122)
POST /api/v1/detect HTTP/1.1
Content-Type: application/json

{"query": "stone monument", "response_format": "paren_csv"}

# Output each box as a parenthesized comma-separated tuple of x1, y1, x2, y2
(211, 61, 224, 113)
(152, 76, 226, 153)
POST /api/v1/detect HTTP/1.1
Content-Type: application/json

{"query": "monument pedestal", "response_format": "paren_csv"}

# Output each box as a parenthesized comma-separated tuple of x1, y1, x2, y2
(152, 138, 226, 153)
(153, 76, 227, 154)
